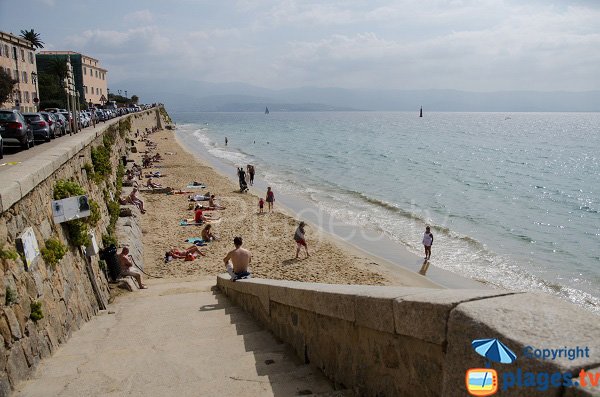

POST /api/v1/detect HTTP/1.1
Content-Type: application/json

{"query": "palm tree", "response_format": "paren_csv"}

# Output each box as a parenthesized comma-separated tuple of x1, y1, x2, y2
(19, 29, 45, 49)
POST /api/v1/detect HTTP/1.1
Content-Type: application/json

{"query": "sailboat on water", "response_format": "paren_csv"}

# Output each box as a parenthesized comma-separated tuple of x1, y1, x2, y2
(265, 106, 270, 115)
(419, 106, 423, 117)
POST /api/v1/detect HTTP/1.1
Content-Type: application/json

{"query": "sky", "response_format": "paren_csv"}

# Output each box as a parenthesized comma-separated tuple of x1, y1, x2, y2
(1, 0, 599, 93)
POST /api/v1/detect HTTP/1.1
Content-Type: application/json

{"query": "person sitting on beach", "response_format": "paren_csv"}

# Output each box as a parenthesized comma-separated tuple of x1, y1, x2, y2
(146, 177, 163, 189)
(117, 247, 147, 289)
(128, 188, 146, 214)
(223, 236, 252, 281)
(169, 246, 205, 260)
(201, 224, 218, 241)
(208, 195, 225, 209)
(294, 221, 309, 259)
(194, 205, 207, 223)
(266, 187, 275, 212)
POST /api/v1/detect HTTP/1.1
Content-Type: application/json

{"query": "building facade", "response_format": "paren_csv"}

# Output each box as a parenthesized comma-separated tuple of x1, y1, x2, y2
(0, 31, 39, 113)
(37, 51, 107, 107)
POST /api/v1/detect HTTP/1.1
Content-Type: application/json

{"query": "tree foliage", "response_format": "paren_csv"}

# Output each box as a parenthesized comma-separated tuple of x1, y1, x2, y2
(20, 29, 44, 49)
(0, 68, 17, 104)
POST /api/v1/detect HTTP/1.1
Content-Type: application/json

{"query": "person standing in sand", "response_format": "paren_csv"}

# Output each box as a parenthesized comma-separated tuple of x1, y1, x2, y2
(422, 226, 434, 260)
(266, 187, 275, 212)
(247, 164, 255, 186)
(294, 221, 309, 259)
(223, 237, 252, 281)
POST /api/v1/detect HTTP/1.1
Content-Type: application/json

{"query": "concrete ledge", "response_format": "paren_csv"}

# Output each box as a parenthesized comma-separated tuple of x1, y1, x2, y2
(0, 110, 155, 214)
(217, 275, 600, 397)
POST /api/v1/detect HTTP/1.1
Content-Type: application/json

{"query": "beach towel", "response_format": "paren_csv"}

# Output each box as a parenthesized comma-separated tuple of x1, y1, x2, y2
(186, 183, 206, 189)
(180, 220, 203, 226)
(184, 238, 206, 246)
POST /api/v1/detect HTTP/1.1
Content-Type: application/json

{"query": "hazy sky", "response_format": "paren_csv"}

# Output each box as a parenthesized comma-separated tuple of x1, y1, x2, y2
(1, 0, 599, 92)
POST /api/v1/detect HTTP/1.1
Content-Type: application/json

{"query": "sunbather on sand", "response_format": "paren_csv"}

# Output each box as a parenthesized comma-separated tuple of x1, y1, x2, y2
(169, 246, 206, 260)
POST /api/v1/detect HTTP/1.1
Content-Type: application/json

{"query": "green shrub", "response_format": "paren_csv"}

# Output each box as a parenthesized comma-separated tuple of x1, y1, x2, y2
(0, 245, 19, 260)
(116, 163, 125, 195)
(88, 200, 101, 227)
(118, 117, 132, 138)
(103, 126, 117, 148)
(83, 162, 93, 175)
(30, 301, 44, 322)
(91, 145, 112, 180)
(41, 238, 67, 267)
(53, 180, 85, 200)
(98, 259, 107, 271)
(5, 286, 18, 306)
(102, 233, 117, 248)
(66, 219, 91, 247)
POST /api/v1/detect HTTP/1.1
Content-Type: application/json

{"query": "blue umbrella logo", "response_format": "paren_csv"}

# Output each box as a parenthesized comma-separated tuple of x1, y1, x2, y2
(472, 338, 517, 365)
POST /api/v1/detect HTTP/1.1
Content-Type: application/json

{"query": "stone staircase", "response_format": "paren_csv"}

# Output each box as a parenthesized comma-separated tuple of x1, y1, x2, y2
(13, 277, 353, 397)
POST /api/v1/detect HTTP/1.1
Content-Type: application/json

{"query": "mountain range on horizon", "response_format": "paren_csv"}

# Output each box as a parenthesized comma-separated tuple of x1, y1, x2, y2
(115, 78, 600, 112)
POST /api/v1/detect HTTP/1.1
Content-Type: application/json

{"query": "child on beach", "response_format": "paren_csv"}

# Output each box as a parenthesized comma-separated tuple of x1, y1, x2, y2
(294, 221, 309, 259)
(422, 226, 434, 260)
(266, 187, 275, 212)
(258, 197, 265, 213)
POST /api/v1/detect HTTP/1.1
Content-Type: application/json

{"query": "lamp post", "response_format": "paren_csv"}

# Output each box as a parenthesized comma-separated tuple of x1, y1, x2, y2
(31, 72, 38, 111)
(107, 88, 110, 107)
(124, 90, 127, 102)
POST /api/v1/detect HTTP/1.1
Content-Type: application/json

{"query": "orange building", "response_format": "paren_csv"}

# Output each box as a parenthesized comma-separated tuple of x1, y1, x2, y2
(0, 31, 39, 112)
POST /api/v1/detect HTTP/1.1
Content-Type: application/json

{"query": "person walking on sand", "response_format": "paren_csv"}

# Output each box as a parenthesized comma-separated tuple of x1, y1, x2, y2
(223, 237, 252, 281)
(422, 226, 434, 260)
(266, 187, 275, 212)
(247, 164, 255, 186)
(294, 221, 309, 259)
(117, 247, 147, 289)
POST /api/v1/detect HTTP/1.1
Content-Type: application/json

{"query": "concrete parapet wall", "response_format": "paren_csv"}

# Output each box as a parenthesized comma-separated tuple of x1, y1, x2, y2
(217, 275, 600, 397)
(0, 108, 164, 394)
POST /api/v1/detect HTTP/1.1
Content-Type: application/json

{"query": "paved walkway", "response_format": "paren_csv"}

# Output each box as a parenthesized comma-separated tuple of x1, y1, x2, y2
(14, 277, 348, 397)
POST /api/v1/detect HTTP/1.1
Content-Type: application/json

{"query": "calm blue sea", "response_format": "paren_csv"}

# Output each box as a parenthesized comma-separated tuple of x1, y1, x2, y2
(171, 110, 600, 313)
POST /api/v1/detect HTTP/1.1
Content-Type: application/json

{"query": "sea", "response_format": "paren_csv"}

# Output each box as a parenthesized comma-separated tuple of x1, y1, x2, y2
(170, 110, 600, 314)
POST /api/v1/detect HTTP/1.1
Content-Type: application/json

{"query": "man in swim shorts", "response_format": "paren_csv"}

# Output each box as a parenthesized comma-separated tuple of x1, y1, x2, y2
(223, 237, 252, 281)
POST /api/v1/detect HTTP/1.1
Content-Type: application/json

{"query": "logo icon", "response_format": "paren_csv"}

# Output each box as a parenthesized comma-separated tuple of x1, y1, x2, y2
(466, 368, 498, 396)
(466, 338, 517, 396)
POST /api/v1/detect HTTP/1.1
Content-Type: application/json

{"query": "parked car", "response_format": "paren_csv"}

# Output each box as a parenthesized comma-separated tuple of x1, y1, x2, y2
(23, 113, 52, 142)
(39, 111, 59, 138)
(95, 110, 106, 122)
(0, 109, 35, 149)
(54, 112, 69, 135)
(0, 133, 3, 159)
(59, 111, 75, 133)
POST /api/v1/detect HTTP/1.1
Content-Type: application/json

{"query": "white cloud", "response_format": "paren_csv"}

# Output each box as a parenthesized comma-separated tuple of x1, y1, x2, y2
(123, 10, 154, 25)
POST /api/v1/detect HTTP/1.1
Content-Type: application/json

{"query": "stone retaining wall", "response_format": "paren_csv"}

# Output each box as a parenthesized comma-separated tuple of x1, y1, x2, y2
(0, 108, 166, 394)
(217, 275, 600, 397)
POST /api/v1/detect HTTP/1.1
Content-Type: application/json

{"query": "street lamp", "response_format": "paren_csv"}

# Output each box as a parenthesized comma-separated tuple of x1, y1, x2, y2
(124, 90, 127, 101)
(31, 72, 38, 111)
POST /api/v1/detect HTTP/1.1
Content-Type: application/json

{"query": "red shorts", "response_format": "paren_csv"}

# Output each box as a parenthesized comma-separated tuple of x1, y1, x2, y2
(296, 239, 307, 247)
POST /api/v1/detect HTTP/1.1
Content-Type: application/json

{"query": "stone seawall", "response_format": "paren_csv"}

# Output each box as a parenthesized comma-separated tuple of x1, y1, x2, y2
(217, 275, 600, 397)
(0, 108, 166, 394)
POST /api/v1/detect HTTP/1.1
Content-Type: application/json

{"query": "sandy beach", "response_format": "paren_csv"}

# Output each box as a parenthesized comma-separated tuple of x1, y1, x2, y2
(133, 128, 439, 288)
